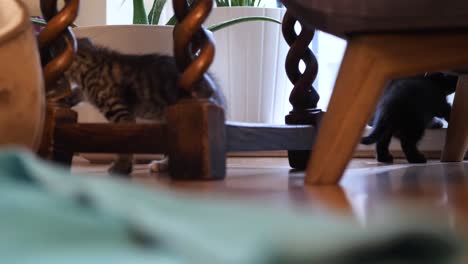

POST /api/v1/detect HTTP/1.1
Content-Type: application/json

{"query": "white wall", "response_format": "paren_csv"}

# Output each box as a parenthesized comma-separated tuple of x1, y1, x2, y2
(75, 1, 107, 26)
(106, 0, 132, 25)
(21, 0, 106, 26)
(107, 0, 175, 25)
(20, 0, 41, 16)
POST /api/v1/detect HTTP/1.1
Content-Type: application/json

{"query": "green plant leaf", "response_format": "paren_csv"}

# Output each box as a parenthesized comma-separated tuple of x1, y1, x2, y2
(165, 14, 177, 25)
(207, 16, 281, 32)
(133, 0, 148, 24)
(215, 0, 230, 7)
(166, 1, 277, 27)
(147, 1, 157, 24)
(147, 0, 167, 25)
(30, 17, 78, 28)
(30, 17, 48, 26)
(165, 0, 196, 25)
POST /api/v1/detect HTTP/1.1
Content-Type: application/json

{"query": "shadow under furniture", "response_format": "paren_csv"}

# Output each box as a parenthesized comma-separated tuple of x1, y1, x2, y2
(38, 0, 323, 179)
(281, 0, 468, 185)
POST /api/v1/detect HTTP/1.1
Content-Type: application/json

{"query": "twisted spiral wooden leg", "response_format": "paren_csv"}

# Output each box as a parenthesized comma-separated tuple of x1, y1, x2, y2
(37, 0, 79, 164)
(282, 11, 323, 169)
(173, 0, 216, 95)
(168, 0, 226, 180)
(38, 0, 79, 101)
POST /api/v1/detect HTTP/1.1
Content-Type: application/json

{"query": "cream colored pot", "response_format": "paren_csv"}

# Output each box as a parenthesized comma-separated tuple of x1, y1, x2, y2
(0, 0, 45, 151)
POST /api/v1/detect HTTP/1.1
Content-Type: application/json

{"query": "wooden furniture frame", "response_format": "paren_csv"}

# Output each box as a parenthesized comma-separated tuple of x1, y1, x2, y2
(37, 0, 322, 179)
(281, 0, 468, 185)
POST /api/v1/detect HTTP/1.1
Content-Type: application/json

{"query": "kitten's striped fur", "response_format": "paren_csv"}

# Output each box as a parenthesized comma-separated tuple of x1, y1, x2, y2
(62, 38, 226, 175)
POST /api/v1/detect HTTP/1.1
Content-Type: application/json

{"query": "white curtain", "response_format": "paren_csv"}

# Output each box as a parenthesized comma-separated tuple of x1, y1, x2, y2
(315, 31, 347, 110)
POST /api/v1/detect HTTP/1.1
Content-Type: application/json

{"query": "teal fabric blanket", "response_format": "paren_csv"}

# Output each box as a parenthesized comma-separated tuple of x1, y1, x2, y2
(0, 149, 463, 263)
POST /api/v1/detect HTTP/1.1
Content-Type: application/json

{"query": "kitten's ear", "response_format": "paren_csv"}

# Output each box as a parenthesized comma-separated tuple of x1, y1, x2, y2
(427, 72, 458, 95)
(442, 75, 458, 95)
(425, 72, 445, 81)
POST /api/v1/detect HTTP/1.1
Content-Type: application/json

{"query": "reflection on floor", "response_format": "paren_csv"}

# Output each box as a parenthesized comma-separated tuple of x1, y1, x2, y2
(72, 156, 468, 237)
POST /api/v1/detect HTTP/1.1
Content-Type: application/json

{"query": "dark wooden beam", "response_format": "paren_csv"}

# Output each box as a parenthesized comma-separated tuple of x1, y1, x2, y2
(53, 121, 315, 155)
(54, 123, 168, 154)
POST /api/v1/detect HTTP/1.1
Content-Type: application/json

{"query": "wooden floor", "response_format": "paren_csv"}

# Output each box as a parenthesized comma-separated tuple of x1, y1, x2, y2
(73, 156, 468, 242)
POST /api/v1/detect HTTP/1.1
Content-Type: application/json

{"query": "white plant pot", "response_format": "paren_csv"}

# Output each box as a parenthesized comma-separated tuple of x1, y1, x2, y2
(206, 7, 291, 124)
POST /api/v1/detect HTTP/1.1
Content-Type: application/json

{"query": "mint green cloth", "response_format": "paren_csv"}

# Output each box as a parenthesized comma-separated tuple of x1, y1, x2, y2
(0, 149, 463, 263)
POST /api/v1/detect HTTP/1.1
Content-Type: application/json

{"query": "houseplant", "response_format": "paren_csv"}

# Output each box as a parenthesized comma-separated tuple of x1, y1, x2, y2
(131, 0, 290, 123)
(131, 0, 280, 32)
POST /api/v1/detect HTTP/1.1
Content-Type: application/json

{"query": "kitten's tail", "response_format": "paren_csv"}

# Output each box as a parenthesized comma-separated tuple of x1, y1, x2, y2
(360, 122, 386, 145)
(360, 133, 379, 145)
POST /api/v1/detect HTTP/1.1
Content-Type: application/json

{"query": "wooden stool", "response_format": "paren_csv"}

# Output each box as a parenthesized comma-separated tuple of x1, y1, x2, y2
(442, 74, 468, 162)
(38, 0, 323, 180)
(281, 0, 468, 185)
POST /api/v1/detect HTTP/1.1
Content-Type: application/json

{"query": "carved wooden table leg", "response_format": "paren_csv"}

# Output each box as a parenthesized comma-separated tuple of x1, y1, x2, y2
(36, 0, 79, 167)
(170, 0, 226, 180)
(167, 99, 225, 180)
(38, 0, 78, 94)
(282, 11, 323, 169)
(38, 103, 61, 159)
(38, 103, 78, 168)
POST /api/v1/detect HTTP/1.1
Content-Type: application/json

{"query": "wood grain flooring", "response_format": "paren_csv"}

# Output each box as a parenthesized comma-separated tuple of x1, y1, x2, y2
(72, 156, 468, 237)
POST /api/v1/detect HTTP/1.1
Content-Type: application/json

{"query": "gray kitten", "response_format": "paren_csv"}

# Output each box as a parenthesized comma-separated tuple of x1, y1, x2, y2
(60, 38, 226, 175)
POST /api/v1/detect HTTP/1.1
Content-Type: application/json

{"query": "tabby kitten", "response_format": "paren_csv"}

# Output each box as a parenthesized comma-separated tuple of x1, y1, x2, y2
(361, 72, 457, 164)
(61, 38, 226, 175)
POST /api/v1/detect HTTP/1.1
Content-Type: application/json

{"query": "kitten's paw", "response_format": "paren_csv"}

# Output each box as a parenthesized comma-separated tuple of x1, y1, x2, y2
(148, 158, 169, 173)
(108, 161, 133, 175)
(407, 155, 427, 164)
(377, 154, 394, 163)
